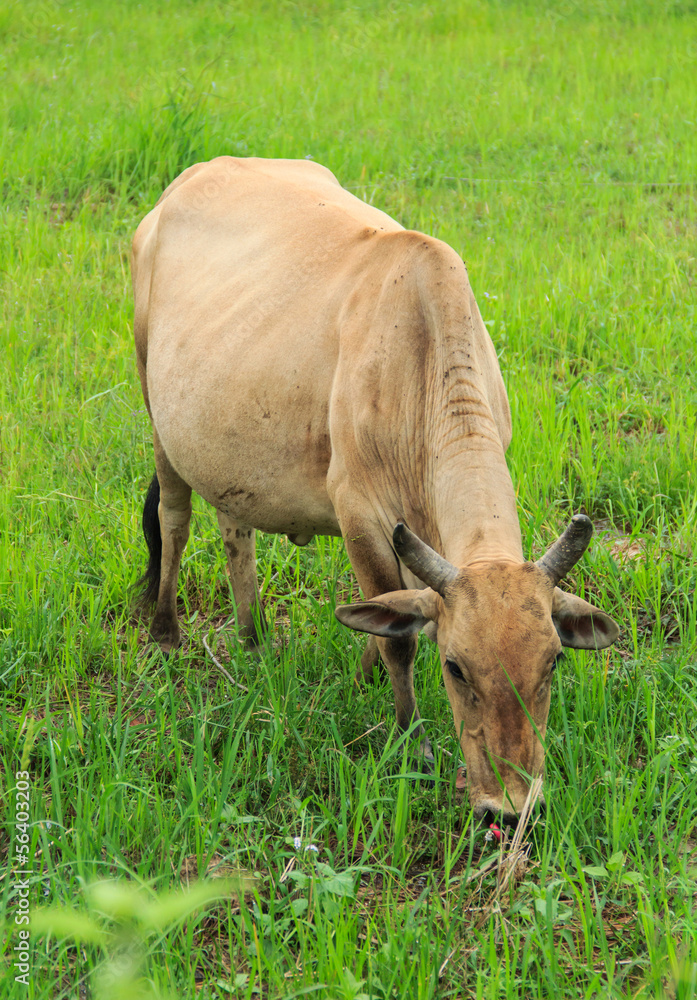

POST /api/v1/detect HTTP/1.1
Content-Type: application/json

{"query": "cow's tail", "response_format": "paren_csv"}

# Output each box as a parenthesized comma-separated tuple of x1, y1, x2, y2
(135, 471, 161, 608)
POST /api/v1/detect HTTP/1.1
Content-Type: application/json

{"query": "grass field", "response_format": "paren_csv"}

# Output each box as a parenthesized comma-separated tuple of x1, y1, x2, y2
(1, 0, 697, 997)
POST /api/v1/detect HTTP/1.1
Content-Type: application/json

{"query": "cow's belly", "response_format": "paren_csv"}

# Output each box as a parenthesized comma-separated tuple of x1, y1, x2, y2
(147, 318, 342, 538)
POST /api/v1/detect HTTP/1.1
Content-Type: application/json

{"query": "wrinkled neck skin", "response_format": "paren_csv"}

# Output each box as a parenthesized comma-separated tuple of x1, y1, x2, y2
(402, 265, 524, 571)
(433, 444, 523, 569)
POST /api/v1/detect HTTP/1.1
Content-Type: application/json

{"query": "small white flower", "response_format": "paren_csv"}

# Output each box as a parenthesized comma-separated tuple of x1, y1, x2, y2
(293, 836, 319, 853)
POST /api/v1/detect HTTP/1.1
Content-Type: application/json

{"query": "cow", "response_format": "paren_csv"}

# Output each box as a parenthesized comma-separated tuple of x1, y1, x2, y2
(132, 156, 619, 826)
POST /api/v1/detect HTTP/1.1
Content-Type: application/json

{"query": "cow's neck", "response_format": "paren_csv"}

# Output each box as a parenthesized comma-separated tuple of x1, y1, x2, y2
(425, 311, 524, 569)
(431, 438, 523, 568)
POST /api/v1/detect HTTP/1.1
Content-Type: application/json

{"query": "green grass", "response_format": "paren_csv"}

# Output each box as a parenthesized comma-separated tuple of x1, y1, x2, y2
(1, 0, 696, 997)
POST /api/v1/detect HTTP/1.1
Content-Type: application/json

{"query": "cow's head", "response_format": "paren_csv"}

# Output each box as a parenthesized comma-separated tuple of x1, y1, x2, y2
(335, 516, 619, 825)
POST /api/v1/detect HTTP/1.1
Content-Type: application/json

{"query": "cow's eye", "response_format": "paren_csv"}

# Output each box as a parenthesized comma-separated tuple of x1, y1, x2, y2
(446, 658, 465, 681)
(551, 652, 565, 673)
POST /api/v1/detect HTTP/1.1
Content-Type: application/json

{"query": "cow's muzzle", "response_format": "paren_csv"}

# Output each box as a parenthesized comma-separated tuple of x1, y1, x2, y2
(473, 791, 546, 831)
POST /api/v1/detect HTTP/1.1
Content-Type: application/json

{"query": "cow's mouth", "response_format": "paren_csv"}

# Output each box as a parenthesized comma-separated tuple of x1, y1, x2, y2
(475, 794, 546, 834)
(477, 806, 519, 831)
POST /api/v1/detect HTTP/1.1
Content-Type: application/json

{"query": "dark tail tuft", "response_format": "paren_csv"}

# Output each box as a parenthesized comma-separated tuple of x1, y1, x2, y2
(135, 472, 161, 609)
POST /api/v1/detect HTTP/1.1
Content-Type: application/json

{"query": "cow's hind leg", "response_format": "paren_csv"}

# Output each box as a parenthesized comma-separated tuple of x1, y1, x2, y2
(140, 433, 192, 653)
(216, 511, 266, 648)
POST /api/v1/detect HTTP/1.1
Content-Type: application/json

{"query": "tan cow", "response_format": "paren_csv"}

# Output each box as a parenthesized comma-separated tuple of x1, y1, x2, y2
(132, 157, 619, 824)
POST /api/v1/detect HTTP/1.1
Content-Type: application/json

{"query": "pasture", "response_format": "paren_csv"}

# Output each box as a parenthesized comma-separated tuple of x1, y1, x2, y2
(1, 0, 696, 996)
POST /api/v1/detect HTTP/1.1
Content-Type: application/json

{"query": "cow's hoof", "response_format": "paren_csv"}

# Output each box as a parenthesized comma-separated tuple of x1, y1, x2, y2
(149, 621, 181, 656)
(152, 639, 179, 658)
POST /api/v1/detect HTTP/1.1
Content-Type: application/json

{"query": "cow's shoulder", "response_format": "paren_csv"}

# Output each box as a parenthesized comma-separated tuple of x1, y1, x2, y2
(364, 229, 471, 337)
(336, 230, 472, 382)
(376, 229, 468, 289)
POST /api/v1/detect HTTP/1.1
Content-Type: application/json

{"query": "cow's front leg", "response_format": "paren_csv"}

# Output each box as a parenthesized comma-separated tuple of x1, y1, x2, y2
(376, 633, 434, 765)
(375, 633, 420, 731)
(339, 519, 432, 758)
(216, 511, 266, 648)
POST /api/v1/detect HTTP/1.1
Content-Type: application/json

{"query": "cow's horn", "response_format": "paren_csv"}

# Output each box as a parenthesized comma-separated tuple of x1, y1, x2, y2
(393, 523, 458, 596)
(535, 514, 594, 584)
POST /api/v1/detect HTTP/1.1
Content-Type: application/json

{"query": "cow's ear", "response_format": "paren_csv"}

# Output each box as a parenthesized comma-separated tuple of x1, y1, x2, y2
(552, 589, 620, 650)
(335, 589, 439, 638)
